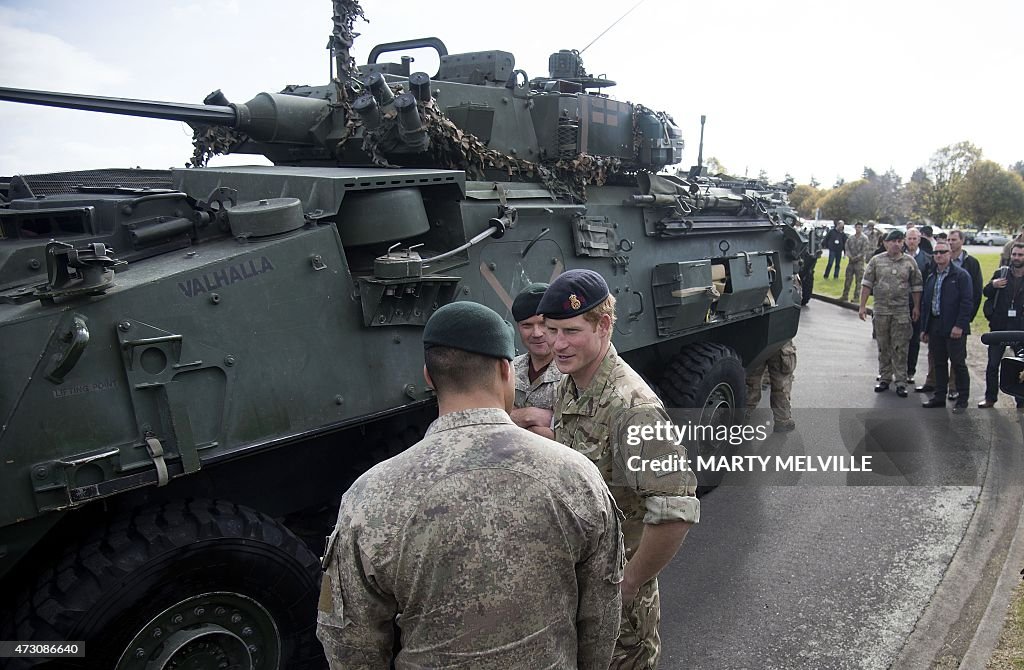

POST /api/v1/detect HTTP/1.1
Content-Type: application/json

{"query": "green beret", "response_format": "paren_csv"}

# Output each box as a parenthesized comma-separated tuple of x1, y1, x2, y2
(511, 283, 549, 322)
(884, 229, 905, 242)
(537, 269, 610, 319)
(423, 302, 515, 360)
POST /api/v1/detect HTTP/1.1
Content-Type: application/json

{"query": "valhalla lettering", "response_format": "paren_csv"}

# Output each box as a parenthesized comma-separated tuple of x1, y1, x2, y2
(178, 256, 275, 298)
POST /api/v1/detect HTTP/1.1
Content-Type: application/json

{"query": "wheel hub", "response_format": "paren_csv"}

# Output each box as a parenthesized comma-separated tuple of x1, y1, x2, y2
(117, 592, 280, 670)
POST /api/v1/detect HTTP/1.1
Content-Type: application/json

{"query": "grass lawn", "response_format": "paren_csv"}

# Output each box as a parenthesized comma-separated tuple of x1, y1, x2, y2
(814, 251, 1001, 334)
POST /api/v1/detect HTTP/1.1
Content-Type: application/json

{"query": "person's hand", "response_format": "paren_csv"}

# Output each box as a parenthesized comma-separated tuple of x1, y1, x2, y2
(620, 575, 641, 606)
(950, 326, 964, 339)
(858, 306, 867, 321)
(911, 306, 920, 323)
(921, 332, 929, 344)
(994, 278, 1009, 289)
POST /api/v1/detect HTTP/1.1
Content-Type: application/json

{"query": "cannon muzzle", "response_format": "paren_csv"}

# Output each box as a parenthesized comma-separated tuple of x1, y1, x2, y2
(0, 86, 330, 145)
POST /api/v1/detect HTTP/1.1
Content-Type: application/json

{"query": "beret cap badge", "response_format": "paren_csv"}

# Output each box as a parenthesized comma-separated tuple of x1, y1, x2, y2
(569, 294, 582, 310)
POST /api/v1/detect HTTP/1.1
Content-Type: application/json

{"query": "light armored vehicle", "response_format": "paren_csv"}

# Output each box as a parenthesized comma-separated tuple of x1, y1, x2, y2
(0, 7, 804, 667)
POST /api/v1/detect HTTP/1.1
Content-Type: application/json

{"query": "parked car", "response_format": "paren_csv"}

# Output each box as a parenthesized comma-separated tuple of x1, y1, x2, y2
(976, 230, 1010, 246)
(962, 229, 981, 244)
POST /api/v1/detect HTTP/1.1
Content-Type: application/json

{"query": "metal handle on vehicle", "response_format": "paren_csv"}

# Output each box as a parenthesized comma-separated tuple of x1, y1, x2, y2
(46, 315, 89, 384)
(628, 291, 645, 322)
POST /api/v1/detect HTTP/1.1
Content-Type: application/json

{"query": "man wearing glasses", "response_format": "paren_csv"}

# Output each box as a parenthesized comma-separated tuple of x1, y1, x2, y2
(920, 240, 974, 413)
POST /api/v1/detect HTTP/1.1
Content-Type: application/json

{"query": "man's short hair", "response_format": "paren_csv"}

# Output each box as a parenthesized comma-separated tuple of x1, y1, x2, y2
(581, 294, 617, 330)
(425, 346, 500, 395)
(920, 225, 933, 236)
(1013, 242, 1024, 252)
(936, 232, 948, 240)
(855, 222, 863, 228)
(948, 229, 964, 241)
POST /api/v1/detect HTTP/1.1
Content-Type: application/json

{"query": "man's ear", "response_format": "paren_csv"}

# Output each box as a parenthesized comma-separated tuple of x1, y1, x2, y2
(423, 364, 434, 390)
(599, 313, 612, 339)
(499, 358, 512, 382)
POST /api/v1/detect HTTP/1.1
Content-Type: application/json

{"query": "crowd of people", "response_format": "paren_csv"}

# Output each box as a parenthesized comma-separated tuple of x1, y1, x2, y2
(819, 219, 1024, 412)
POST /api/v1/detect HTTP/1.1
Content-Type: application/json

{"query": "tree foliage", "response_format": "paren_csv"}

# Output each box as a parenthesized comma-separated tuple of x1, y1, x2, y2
(911, 141, 982, 226)
(956, 160, 1024, 229)
(789, 184, 822, 218)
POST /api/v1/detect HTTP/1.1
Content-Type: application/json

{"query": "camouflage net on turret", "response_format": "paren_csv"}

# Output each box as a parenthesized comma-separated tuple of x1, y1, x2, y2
(356, 91, 625, 202)
(189, 126, 251, 168)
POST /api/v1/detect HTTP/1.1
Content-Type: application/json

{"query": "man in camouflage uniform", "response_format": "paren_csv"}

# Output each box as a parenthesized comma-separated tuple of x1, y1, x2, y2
(745, 340, 797, 432)
(316, 301, 623, 669)
(859, 229, 923, 397)
(508, 283, 562, 439)
(841, 222, 871, 302)
(540, 269, 700, 670)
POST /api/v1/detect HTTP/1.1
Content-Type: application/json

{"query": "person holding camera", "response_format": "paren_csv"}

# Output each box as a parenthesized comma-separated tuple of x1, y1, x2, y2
(979, 242, 1024, 408)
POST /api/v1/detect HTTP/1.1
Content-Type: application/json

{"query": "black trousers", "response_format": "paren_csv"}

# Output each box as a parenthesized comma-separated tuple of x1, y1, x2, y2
(985, 341, 1024, 406)
(908, 316, 922, 378)
(824, 251, 842, 278)
(928, 319, 969, 403)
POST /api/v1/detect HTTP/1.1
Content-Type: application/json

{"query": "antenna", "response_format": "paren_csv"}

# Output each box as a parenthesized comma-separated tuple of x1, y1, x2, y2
(697, 115, 706, 169)
(579, 0, 646, 54)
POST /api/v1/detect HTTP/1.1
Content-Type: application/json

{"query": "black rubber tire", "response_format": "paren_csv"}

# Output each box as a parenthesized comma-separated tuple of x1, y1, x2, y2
(5, 500, 325, 670)
(658, 343, 747, 492)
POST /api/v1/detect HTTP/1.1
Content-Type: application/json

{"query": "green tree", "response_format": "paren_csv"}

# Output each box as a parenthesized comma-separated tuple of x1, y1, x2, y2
(1011, 160, 1024, 180)
(789, 184, 822, 219)
(704, 156, 728, 176)
(913, 141, 982, 226)
(956, 160, 1024, 230)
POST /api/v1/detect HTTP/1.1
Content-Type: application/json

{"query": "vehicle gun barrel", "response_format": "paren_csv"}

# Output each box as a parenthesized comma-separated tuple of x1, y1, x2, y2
(0, 86, 238, 126)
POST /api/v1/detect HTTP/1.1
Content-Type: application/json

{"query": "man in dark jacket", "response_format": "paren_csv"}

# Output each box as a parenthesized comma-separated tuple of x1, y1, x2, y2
(823, 220, 847, 279)
(920, 239, 975, 413)
(979, 242, 1024, 408)
(904, 228, 932, 383)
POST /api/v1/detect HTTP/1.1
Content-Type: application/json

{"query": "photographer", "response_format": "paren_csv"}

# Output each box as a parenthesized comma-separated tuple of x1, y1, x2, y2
(979, 242, 1024, 408)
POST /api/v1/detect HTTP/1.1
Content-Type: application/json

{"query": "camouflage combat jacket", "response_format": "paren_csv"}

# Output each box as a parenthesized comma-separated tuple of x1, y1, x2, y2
(845, 233, 871, 263)
(316, 408, 623, 670)
(513, 353, 563, 410)
(553, 344, 700, 556)
(862, 252, 923, 316)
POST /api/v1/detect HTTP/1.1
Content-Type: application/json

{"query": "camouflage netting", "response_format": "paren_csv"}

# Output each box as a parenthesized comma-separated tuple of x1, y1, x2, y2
(189, 125, 251, 169)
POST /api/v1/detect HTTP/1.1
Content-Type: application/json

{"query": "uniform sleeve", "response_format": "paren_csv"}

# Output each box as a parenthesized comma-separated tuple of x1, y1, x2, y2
(862, 258, 876, 289)
(910, 260, 923, 293)
(613, 405, 700, 524)
(316, 503, 398, 670)
(575, 488, 624, 670)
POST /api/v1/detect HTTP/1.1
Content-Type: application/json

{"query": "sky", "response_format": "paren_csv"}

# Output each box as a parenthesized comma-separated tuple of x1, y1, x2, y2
(1, 0, 1022, 185)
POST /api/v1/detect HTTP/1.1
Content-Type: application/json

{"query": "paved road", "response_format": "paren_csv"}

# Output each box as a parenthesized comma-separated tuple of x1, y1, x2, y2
(657, 300, 1024, 669)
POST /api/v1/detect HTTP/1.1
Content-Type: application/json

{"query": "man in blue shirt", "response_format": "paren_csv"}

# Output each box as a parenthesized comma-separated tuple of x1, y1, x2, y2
(920, 240, 975, 413)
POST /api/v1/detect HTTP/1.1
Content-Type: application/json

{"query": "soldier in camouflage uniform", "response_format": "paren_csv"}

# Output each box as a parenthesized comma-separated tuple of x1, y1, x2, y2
(859, 229, 923, 397)
(745, 340, 798, 432)
(539, 269, 700, 670)
(508, 283, 562, 439)
(316, 301, 624, 669)
(841, 222, 871, 302)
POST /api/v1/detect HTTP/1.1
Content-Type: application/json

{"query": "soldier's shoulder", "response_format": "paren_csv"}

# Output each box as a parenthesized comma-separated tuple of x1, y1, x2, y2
(607, 356, 662, 409)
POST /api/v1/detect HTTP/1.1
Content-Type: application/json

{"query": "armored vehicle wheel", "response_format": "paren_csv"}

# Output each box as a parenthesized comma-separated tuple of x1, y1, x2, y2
(6, 500, 324, 670)
(658, 343, 747, 491)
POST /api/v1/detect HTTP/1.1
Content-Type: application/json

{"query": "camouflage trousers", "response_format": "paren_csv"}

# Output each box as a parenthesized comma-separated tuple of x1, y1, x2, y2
(745, 341, 797, 423)
(874, 313, 913, 383)
(841, 260, 864, 301)
(611, 578, 661, 670)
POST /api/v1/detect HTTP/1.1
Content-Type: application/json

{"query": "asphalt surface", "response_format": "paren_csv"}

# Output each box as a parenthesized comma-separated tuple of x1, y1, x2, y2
(657, 299, 1024, 669)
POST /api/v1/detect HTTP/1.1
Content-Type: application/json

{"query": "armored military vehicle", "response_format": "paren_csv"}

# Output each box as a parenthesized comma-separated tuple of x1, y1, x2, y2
(0, 6, 803, 667)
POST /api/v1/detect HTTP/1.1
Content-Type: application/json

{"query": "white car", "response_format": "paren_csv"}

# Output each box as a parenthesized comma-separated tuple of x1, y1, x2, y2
(975, 230, 1009, 246)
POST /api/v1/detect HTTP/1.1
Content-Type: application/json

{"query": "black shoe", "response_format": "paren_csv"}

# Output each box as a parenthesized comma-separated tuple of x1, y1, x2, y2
(948, 391, 960, 401)
(915, 385, 935, 393)
(906, 377, 915, 385)
(978, 399, 996, 409)
(896, 385, 908, 398)
(876, 374, 882, 381)
(874, 381, 890, 392)
(922, 398, 947, 408)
